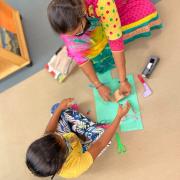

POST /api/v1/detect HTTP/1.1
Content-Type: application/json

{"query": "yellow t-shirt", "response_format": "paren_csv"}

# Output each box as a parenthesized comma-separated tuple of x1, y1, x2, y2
(59, 132, 93, 178)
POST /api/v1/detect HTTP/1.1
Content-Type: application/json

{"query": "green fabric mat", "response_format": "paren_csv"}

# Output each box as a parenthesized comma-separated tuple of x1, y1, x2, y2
(93, 70, 143, 132)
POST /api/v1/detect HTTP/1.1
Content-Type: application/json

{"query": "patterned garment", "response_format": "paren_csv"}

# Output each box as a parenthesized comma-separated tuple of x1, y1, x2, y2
(61, 0, 162, 73)
(51, 104, 108, 151)
(92, 44, 115, 73)
(87, 0, 162, 48)
(61, 17, 108, 65)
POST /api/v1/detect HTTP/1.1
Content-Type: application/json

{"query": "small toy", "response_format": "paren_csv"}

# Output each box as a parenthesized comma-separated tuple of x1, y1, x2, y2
(142, 56, 160, 78)
(138, 74, 152, 97)
(113, 89, 125, 102)
(115, 132, 126, 153)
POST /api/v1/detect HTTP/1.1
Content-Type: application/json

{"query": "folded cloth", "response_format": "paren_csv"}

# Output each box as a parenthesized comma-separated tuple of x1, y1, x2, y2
(45, 46, 77, 82)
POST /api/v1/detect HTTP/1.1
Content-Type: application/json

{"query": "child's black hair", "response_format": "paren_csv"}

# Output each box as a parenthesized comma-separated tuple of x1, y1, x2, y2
(47, 0, 84, 34)
(26, 134, 68, 178)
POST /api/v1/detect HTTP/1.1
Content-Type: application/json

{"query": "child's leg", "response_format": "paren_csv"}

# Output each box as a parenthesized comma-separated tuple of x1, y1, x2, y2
(60, 108, 111, 153)
(51, 103, 71, 134)
(51, 103, 96, 136)
(51, 103, 110, 154)
(60, 108, 100, 140)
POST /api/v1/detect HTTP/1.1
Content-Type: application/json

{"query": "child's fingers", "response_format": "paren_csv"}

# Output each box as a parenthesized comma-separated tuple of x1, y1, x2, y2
(61, 98, 74, 107)
(118, 104, 123, 110)
(67, 98, 75, 106)
(62, 98, 73, 102)
(125, 102, 131, 112)
(106, 94, 112, 101)
(117, 104, 123, 114)
(68, 98, 74, 102)
(64, 98, 74, 103)
(124, 92, 130, 96)
(126, 101, 130, 107)
(102, 94, 111, 101)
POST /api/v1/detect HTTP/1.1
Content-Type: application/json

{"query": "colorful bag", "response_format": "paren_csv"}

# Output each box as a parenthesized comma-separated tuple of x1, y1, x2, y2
(45, 46, 77, 82)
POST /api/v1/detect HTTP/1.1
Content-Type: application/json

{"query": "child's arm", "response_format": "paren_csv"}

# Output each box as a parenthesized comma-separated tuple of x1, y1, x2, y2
(80, 61, 111, 101)
(88, 102, 130, 160)
(113, 51, 131, 96)
(45, 98, 74, 134)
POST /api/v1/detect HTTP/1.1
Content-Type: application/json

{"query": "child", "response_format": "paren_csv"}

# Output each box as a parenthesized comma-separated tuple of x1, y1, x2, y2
(26, 98, 130, 179)
(47, 0, 162, 101)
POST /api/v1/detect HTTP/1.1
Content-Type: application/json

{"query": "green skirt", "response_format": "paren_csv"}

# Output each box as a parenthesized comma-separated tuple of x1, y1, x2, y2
(92, 44, 116, 74)
(92, 14, 162, 74)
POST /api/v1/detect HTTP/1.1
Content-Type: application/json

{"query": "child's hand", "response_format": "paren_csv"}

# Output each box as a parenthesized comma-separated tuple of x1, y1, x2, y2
(116, 101, 131, 118)
(119, 81, 131, 97)
(98, 85, 111, 101)
(59, 98, 74, 110)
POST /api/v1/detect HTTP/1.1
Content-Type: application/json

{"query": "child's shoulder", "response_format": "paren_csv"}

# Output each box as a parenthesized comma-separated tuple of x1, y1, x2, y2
(62, 132, 76, 137)
(63, 132, 79, 143)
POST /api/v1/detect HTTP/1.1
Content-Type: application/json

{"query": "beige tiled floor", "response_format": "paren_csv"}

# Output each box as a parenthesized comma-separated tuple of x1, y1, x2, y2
(1, 1, 180, 180)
